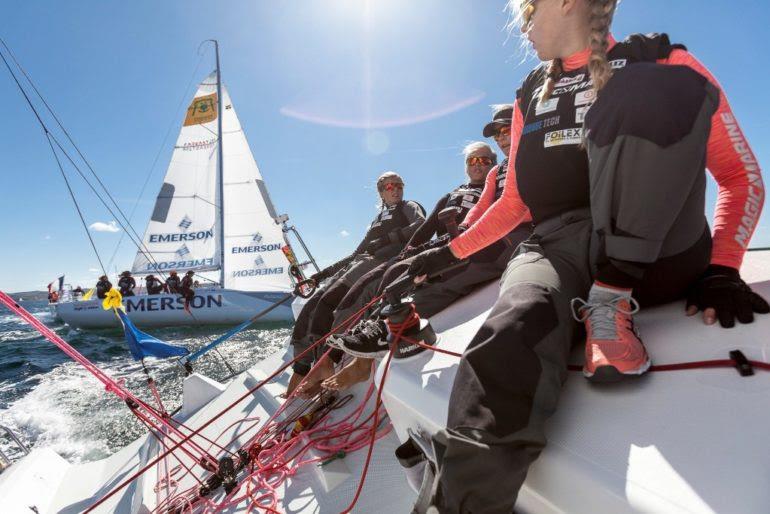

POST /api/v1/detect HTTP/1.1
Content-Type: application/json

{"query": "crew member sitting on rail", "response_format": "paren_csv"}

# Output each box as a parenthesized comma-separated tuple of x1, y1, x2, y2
(325, 109, 532, 391)
(117, 271, 136, 297)
(286, 171, 426, 397)
(95, 275, 112, 300)
(180, 271, 196, 312)
(406, 2, 769, 511)
(165, 270, 181, 294)
(145, 275, 164, 295)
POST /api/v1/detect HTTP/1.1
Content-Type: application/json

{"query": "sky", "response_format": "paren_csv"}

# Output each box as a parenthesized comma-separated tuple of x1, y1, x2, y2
(1, 0, 769, 292)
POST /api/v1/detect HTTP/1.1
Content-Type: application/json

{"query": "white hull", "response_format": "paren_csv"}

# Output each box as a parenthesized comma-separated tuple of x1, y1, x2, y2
(54, 287, 293, 328)
(2, 252, 769, 513)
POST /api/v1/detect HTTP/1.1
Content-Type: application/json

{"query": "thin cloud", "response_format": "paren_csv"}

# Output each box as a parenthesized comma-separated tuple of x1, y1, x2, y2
(43, 235, 51, 240)
(89, 221, 120, 233)
(340, 230, 350, 237)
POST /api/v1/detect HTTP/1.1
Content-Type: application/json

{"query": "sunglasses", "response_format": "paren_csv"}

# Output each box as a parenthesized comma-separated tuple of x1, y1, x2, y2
(466, 156, 495, 166)
(382, 183, 404, 192)
(494, 125, 512, 138)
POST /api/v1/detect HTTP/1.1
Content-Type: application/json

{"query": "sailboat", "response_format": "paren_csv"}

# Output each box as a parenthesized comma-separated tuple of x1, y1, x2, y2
(55, 44, 306, 328)
(2, 251, 769, 513)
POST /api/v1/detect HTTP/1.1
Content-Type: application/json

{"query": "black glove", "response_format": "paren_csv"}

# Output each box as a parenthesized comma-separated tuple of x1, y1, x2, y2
(686, 264, 770, 328)
(408, 245, 459, 277)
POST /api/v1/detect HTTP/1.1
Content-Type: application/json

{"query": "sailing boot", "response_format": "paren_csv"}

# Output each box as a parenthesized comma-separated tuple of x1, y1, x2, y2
(338, 319, 390, 359)
(572, 282, 651, 382)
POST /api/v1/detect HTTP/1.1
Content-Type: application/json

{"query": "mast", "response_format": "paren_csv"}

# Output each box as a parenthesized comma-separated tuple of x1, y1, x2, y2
(213, 40, 226, 287)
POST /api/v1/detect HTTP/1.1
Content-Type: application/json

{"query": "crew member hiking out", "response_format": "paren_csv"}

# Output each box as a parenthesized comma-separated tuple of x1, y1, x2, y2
(286, 171, 425, 397)
(180, 271, 196, 313)
(95, 275, 112, 300)
(410, 1, 768, 512)
(144, 274, 164, 295)
(327, 126, 531, 391)
(117, 271, 136, 297)
(165, 270, 181, 294)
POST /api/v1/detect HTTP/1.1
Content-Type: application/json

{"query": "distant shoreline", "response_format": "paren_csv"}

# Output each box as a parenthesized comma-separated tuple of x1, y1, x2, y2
(8, 291, 48, 302)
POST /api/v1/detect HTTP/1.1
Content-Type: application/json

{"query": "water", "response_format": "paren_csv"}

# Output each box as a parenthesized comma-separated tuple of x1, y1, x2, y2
(0, 300, 291, 465)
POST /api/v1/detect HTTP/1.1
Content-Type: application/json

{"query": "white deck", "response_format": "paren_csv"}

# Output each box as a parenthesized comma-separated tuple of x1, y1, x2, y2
(0, 350, 415, 513)
(380, 251, 770, 513)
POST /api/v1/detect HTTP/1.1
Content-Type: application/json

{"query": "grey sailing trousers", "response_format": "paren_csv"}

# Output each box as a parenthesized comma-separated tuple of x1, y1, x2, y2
(426, 64, 719, 513)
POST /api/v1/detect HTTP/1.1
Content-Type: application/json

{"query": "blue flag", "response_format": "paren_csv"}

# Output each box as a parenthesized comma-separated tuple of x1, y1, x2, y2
(116, 310, 189, 360)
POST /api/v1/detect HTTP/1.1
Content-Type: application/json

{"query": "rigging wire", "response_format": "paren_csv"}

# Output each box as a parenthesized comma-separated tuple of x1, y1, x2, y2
(105, 52, 207, 271)
(45, 132, 108, 276)
(0, 47, 111, 276)
(0, 38, 175, 280)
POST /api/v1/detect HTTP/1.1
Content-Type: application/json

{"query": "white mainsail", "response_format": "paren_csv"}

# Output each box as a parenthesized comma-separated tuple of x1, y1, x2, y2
(132, 72, 292, 293)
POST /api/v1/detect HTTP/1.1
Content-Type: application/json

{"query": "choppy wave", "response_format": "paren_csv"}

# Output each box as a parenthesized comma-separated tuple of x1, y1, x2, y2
(0, 300, 291, 464)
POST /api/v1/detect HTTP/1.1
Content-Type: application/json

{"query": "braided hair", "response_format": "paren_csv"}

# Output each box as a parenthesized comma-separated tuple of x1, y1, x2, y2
(586, 0, 618, 95)
(507, 0, 618, 102)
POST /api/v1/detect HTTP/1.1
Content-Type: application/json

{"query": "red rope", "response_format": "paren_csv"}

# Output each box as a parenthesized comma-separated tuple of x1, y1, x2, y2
(83, 293, 386, 512)
(340, 315, 402, 513)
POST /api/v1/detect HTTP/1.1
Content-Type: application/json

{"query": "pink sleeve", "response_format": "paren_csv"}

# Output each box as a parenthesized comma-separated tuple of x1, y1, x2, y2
(450, 101, 530, 259)
(663, 49, 764, 269)
(460, 164, 497, 228)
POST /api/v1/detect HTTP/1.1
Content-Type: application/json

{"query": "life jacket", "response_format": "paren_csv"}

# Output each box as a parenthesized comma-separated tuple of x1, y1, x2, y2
(96, 280, 112, 299)
(514, 33, 685, 224)
(118, 276, 135, 292)
(492, 159, 509, 201)
(444, 183, 484, 233)
(180, 276, 195, 300)
(166, 275, 181, 292)
(146, 277, 163, 294)
(367, 201, 421, 241)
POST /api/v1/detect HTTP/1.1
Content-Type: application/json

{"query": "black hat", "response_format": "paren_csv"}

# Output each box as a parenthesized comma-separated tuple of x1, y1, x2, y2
(185, 270, 194, 276)
(146, 274, 155, 278)
(483, 104, 514, 138)
(121, 270, 131, 276)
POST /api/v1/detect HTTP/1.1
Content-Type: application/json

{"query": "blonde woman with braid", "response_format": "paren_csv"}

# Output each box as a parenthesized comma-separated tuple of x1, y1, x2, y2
(407, 0, 768, 511)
